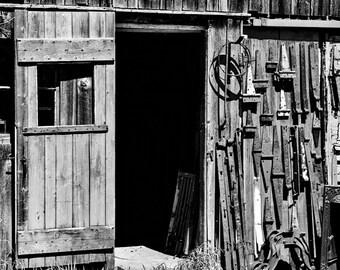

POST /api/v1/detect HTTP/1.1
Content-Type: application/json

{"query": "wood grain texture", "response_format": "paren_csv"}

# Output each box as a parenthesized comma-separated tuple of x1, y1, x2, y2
(0, 139, 12, 266)
(18, 226, 114, 256)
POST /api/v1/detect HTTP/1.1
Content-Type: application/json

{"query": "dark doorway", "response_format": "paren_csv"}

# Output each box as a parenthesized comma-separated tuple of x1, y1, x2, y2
(115, 31, 205, 252)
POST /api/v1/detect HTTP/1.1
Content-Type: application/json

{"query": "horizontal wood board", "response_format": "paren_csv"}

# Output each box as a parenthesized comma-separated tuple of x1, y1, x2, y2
(17, 38, 115, 63)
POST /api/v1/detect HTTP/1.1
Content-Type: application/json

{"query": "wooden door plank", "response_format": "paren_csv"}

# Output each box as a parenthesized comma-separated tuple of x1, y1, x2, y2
(27, 10, 45, 268)
(44, 18, 57, 268)
(321, 0, 329, 16)
(15, 9, 29, 269)
(331, 0, 340, 18)
(27, 136, 45, 268)
(44, 135, 57, 266)
(55, 134, 73, 266)
(0, 139, 12, 267)
(72, 134, 90, 265)
(298, 0, 311, 16)
(56, 12, 74, 126)
(104, 12, 115, 227)
(89, 134, 106, 243)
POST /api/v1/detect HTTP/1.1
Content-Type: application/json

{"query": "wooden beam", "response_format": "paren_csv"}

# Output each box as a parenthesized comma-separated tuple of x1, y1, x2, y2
(116, 23, 205, 33)
(0, 3, 251, 17)
(23, 124, 108, 135)
(251, 18, 340, 29)
(115, 8, 251, 17)
(18, 226, 114, 257)
(16, 38, 115, 63)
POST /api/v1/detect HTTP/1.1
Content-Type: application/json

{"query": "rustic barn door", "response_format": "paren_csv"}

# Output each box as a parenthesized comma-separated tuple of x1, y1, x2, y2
(14, 9, 115, 268)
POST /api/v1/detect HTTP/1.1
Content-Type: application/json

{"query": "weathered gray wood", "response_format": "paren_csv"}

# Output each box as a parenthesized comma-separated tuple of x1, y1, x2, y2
(17, 38, 115, 63)
(0, 136, 12, 267)
(18, 226, 114, 256)
(23, 125, 108, 135)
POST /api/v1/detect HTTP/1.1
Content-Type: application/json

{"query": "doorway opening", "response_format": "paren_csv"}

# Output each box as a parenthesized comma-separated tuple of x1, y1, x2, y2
(115, 31, 205, 253)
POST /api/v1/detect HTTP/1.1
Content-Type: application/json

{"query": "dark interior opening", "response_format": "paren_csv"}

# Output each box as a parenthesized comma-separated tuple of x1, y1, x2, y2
(115, 31, 205, 252)
(330, 202, 340, 268)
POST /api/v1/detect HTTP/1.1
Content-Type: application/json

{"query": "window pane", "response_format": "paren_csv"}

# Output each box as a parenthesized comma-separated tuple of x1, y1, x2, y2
(38, 64, 94, 126)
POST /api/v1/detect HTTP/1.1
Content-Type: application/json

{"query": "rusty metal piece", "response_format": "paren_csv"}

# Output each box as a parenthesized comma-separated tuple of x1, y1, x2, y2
(244, 109, 257, 134)
(253, 50, 269, 92)
(290, 43, 303, 115)
(260, 91, 274, 125)
(298, 127, 309, 182)
(312, 112, 322, 160)
(300, 43, 310, 114)
(309, 42, 321, 111)
(277, 89, 290, 118)
(281, 126, 292, 190)
(290, 127, 300, 197)
(261, 125, 273, 192)
(242, 64, 261, 104)
(278, 43, 296, 80)
(264, 196, 274, 236)
(266, 61, 278, 73)
(272, 125, 284, 228)
(253, 129, 262, 178)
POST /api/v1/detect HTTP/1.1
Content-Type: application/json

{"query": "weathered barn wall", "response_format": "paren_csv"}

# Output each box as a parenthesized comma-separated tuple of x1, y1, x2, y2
(16, 0, 340, 18)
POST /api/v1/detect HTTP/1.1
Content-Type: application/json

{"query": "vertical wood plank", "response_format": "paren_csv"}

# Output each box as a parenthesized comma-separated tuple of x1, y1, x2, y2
(104, 11, 115, 270)
(15, 10, 29, 269)
(44, 14, 57, 267)
(114, 0, 128, 8)
(330, 0, 340, 18)
(55, 135, 73, 266)
(72, 134, 90, 265)
(27, 136, 45, 268)
(56, 12, 73, 126)
(88, 11, 107, 266)
(27, 10, 45, 268)
(298, 0, 311, 16)
(44, 14, 57, 265)
(321, 0, 329, 16)
(0, 139, 11, 267)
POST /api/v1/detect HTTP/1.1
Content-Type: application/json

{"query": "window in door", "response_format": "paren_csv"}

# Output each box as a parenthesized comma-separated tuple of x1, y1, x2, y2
(38, 64, 94, 126)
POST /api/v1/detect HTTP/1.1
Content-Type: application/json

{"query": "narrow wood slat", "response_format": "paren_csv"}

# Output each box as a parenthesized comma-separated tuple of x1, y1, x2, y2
(27, 136, 45, 268)
(15, 9, 29, 269)
(56, 134, 73, 266)
(271, 0, 279, 15)
(182, 0, 197, 11)
(331, 0, 340, 17)
(321, 0, 329, 16)
(18, 226, 114, 256)
(72, 134, 90, 265)
(45, 135, 56, 230)
(311, 0, 319, 16)
(0, 139, 12, 266)
(27, 10, 45, 268)
(298, 0, 311, 16)
(105, 11, 115, 228)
